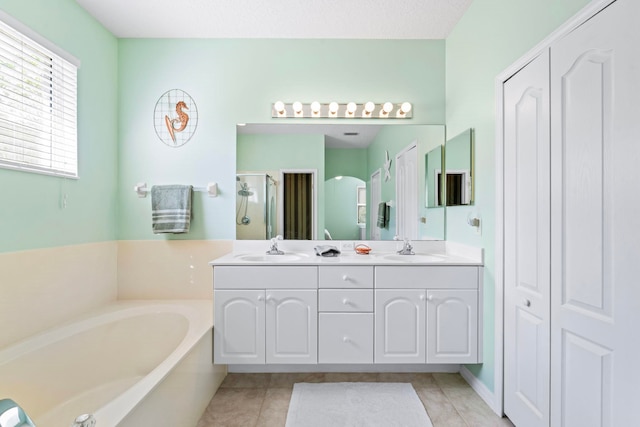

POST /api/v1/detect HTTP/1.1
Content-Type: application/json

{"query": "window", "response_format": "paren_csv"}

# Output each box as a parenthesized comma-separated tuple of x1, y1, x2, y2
(357, 186, 366, 225)
(0, 15, 78, 177)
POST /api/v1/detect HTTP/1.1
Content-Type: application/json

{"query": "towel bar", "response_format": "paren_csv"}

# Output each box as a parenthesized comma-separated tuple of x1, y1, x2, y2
(134, 182, 218, 198)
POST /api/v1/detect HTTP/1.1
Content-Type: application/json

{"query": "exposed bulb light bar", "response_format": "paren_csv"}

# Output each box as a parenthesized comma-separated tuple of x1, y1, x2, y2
(271, 101, 413, 119)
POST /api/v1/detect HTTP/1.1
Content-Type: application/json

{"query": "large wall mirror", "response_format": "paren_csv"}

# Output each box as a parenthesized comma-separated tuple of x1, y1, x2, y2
(236, 123, 446, 241)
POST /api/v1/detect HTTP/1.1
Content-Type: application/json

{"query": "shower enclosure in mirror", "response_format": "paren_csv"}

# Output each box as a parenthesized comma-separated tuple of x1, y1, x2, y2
(237, 124, 445, 241)
(235, 173, 277, 240)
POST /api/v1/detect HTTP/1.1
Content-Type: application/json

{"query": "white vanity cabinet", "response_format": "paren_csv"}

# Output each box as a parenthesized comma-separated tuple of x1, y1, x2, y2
(212, 259, 482, 366)
(213, 266, 318, 365)
(375, 266, 481, 364)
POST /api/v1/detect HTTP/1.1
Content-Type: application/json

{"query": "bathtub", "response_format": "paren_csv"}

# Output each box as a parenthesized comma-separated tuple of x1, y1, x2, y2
(0, 300, 225, 427)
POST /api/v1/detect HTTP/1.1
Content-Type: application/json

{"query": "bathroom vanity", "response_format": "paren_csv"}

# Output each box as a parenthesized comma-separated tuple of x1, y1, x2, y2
(210, 241, 482, 367)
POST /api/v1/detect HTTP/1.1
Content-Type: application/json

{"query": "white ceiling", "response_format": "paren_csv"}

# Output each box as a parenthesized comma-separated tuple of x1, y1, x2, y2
(75, 0, 473, 39)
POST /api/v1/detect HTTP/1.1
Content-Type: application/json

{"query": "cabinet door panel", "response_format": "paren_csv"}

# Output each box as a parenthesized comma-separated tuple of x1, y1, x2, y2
(214, 290, 265, 364)
(374, 289, 425, 363)
(266, 290, 317, 364)
(426, 290, 477, 363)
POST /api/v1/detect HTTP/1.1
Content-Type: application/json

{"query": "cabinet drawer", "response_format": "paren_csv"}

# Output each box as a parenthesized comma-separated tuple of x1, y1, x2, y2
(319, 289, 373, 312)
(319, 266, 374, 288)
(214, 266, 317, 289)
(375, 266, 478, 289)
(319, 313, 374, 363)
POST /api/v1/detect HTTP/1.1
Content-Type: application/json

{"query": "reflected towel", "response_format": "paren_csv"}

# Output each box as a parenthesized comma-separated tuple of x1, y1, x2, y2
(314, 245, 341, 257)
(151, 185, 193, 234)
(377, 202, 389, 228)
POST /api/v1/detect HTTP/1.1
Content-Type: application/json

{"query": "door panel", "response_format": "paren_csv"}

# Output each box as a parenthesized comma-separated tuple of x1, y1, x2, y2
(426, 290, 478, 363)
(265, 290, 317, 364)
(214, 290, 265, 364)
(503, 49, 551, 427)
(374, 289, 425, 363)
(550, 1, 640, 425)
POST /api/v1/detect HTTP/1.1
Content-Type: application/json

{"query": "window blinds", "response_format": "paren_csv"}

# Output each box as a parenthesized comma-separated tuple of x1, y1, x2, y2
(0, 18, 78, 177)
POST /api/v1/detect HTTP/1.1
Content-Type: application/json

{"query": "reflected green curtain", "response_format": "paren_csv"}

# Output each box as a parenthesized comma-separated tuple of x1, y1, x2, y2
(284, 173, 312, 240)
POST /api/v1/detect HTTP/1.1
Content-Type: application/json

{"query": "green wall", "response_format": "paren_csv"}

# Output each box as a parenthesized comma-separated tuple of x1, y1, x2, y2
(0, 0, 119, 253)
(325, 148, 368, 181)
(116, 39, 446, 240)
(445, 0, 592, 392)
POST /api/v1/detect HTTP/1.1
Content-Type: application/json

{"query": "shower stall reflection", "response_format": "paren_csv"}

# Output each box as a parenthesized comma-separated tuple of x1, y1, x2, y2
(236, 174, 277, 240)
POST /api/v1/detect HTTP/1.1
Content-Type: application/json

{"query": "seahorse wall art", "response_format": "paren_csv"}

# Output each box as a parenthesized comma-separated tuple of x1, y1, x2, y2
(164, 100, 190, 143)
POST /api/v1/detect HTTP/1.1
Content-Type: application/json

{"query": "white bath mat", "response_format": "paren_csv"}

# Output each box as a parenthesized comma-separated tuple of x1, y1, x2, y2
(285, 382, 433, 427)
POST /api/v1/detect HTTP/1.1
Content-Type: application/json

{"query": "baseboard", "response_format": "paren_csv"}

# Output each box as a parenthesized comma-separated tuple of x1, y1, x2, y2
(229, 363, 461, 373)
(460, 366, 501, 416)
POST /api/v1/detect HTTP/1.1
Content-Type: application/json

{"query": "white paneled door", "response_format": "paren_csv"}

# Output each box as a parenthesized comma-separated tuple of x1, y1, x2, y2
(550, 1, 640, 425)
(395, 143, 418, 240)
(503, 50, 551, 427)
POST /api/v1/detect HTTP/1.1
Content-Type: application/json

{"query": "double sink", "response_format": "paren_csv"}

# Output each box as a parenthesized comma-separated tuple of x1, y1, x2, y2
(232, 252, 446, 263)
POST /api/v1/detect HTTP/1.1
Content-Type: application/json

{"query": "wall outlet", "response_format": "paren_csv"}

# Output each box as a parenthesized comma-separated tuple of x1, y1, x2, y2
(340, 241, 354, 250)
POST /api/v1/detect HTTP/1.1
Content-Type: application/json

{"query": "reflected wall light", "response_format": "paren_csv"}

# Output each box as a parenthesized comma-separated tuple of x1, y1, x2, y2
(271, 101, 413, 119)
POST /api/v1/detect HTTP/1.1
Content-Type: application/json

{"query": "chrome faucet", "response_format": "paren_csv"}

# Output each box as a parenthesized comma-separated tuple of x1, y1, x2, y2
(397, 238, 415, 255)
(266, 235, 284, 255)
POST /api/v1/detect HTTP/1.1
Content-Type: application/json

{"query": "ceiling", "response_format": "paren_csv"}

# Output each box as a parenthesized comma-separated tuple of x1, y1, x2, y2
(75, 0, 473, 39)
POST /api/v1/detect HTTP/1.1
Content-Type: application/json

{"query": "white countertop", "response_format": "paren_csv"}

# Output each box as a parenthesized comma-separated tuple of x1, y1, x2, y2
(209, 240, 483, 266)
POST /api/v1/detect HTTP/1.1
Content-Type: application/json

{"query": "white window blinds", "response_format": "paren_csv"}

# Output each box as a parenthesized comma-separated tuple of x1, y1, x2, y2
(0, 18, 78, 177)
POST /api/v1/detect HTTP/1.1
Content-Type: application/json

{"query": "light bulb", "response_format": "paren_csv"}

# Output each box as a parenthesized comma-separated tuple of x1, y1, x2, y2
(346, 102, 357, 115)
(364, 102, 375, 114)
(274, 101, 285, 114)
(400, 102, 412, 114)
(311, 101, 321, 114)
(382, 102, 393, 114)
(329, 102, 339, 114)
(292, 101, 303, 113)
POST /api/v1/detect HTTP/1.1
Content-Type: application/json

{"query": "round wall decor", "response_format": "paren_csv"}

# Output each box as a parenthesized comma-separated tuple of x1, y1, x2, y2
(153, 89, 198, 147)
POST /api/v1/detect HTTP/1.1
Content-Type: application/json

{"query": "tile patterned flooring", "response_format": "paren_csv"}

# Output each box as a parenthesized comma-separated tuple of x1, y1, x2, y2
(196, 372, 514, 427)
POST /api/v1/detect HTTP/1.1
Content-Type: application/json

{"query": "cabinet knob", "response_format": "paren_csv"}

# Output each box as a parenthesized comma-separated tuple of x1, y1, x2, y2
(266, 295, 274, 302)
(257, 295, 265, 301)
(427, 295, 434, 301)
(343, 336, 350, 343)
(523, 299, 531, 307)
(419, 294, 426, 301)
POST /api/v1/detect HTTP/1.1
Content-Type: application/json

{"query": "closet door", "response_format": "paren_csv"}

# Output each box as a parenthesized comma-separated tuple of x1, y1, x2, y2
(550, 1, 640, 425)
(503, 49, 551, 427)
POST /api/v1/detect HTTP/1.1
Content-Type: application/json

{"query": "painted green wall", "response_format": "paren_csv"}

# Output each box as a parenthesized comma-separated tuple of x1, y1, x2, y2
(0, 0, 119, 253)
(117, 39, 445, 240)
(325, 148, 368, 181)
(445, 0, 593, 392)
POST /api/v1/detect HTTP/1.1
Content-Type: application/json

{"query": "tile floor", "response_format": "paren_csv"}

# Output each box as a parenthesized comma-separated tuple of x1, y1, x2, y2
(196, 372, 514, 427)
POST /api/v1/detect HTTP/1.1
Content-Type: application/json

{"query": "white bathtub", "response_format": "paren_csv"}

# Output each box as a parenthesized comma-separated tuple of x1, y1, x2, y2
(0, 300, 225, 427)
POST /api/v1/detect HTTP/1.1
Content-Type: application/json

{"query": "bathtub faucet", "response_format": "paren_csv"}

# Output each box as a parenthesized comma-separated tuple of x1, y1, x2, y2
(71, 414, 96, 427)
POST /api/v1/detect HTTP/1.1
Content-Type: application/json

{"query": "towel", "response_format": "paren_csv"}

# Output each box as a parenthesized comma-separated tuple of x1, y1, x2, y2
(151, 185, 193, 234)
(314, 245, 341, 257)
(377, 202, 389, 228)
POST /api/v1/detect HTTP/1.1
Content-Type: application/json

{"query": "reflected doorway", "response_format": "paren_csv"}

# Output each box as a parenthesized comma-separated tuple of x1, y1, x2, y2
(281, 170, 316, 240)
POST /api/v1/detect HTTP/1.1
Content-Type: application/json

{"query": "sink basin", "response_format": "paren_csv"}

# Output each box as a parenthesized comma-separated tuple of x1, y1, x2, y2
(378, 253, 446, 263)
(234, 253, 307, 262)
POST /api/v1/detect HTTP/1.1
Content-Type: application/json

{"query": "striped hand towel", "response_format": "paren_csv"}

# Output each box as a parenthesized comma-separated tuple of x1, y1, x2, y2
(151, 185, 193, 234)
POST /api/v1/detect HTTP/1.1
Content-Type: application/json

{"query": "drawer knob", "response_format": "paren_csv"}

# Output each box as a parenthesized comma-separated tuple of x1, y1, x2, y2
(342, 275, 350, 281)
(343, 336, 350, 343)
(342, 298, 350, 305)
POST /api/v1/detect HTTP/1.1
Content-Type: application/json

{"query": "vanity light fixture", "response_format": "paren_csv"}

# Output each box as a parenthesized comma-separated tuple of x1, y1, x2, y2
(271, 101, 413, 119)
